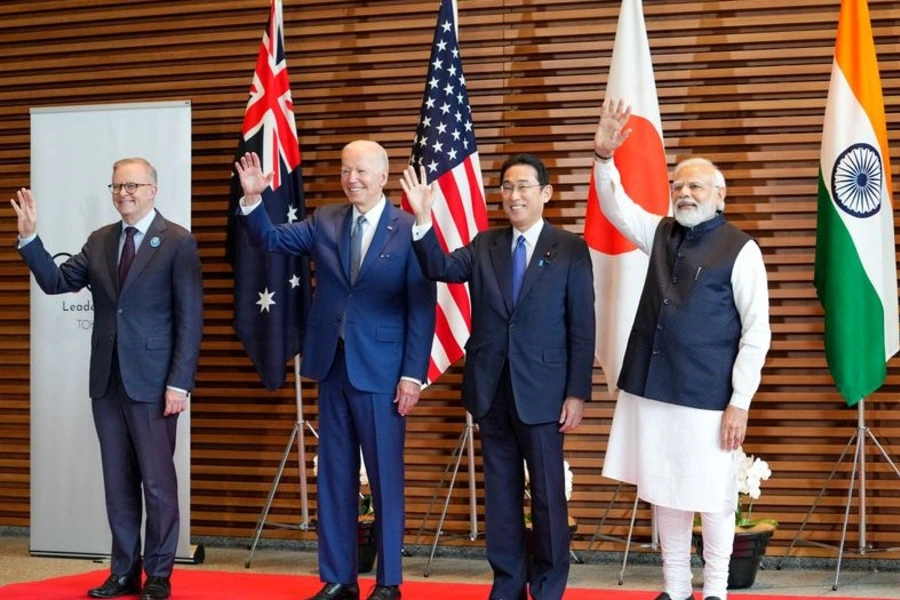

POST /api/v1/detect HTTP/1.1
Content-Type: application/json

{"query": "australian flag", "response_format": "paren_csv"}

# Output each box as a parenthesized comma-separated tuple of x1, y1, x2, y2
(226, 0, 311, 391)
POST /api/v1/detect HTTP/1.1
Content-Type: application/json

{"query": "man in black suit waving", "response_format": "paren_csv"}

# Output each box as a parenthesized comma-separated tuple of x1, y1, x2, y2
(11, 157, 203, 600)
(402, 155, 595, 600)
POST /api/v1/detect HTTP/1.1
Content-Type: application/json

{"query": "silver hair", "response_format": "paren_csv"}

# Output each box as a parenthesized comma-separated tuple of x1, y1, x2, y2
(112, 157, 158, 184)
(674, 157, 726, 211)
(674, 157, 726, 189)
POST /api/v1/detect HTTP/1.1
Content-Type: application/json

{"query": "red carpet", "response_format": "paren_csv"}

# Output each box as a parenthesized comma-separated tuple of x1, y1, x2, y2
(0, 569, 887, 600)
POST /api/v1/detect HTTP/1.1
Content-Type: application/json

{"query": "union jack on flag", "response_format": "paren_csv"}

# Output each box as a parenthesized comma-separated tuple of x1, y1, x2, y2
(402, 0, 487, 384)
(227, 0, 311, 391)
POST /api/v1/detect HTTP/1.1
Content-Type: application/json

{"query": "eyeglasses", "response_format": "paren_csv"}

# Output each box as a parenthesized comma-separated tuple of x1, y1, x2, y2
(108, 182, 153, 194)
(499, 182, 543, 195)
(670, 181, 718, 194)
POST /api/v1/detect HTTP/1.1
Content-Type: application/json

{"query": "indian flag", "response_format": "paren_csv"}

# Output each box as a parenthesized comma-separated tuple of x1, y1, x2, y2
(585, 0, 669, 390)
(814, 0, 898, 406)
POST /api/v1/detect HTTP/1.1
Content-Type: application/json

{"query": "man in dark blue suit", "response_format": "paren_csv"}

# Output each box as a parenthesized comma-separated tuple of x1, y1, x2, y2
(11, 157, 203, 600)
(401, 154, 595, 600)
(235, 140, 436, 600)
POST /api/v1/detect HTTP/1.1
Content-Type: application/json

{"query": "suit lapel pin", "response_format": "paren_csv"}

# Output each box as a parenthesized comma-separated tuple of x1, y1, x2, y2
(149, 236, 161, 248)
(386, 225, 394, 231)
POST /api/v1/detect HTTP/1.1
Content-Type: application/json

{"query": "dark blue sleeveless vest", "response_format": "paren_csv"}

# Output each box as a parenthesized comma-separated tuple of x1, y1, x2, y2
(617, 214, 753, 411)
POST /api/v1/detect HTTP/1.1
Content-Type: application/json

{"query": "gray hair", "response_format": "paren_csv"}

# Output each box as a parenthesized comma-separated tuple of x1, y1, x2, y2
(674, 157, 726, 211)
(674, 157, 726, 189)
(113, 157, 158, 184)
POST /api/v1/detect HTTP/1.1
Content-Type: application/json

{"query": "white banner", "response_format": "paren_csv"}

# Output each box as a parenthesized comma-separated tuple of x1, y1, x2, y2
(29, 101, 193, 560)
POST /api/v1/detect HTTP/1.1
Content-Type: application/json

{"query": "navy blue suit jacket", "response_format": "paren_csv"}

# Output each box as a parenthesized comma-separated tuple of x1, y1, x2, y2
(414, 222, 595, 424)
(19, 211, 203, 401)
(241, 200, 436, 393)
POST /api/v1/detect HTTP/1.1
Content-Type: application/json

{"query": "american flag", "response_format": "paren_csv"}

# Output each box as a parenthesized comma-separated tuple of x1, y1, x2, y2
(226, 0, 311, 391)
(402, 0, 487, 384)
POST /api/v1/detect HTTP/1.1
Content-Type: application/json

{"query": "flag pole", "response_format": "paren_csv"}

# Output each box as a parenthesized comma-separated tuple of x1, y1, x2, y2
(413, 410, 480, 576)
(244, 357, 318, 569)
(464, 411, 477, 538)
(778, 397, 900, 589)
(294, 354, 311, 527)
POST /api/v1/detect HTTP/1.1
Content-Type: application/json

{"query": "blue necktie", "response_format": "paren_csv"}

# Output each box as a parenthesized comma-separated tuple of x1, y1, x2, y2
(350, 215, 366, 284)
(511, 234, 526, 303)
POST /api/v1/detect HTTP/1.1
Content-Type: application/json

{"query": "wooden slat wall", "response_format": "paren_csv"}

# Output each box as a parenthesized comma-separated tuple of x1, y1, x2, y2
(1, 0, 898, 558)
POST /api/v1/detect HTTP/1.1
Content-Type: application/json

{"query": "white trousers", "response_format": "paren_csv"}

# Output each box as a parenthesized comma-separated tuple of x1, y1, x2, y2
(657, 505, 735, 600)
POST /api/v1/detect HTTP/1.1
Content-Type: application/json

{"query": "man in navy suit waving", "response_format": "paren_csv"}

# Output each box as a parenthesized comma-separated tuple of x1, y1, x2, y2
(235, 140, 436, 600)
(12, 157, 203, 600)
(402, 154, 595, 600)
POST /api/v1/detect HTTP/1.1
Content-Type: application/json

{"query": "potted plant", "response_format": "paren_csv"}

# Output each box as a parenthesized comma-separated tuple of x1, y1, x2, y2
(693, 447, 776, 589)
(313, 452, 377, 573)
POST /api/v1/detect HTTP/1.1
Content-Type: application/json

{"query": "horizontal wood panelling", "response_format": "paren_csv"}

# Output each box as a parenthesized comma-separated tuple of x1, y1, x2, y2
(0, 0, 898, 562)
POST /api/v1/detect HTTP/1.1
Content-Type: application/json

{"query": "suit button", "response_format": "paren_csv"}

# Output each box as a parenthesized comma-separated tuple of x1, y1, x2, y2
(117, 309, 123, 314)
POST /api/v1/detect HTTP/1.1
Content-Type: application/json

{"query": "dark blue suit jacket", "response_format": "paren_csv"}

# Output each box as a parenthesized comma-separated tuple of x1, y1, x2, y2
(19, 211, 203, 401)
(414, 222, 595, 424)
(241, 200, 436, 393)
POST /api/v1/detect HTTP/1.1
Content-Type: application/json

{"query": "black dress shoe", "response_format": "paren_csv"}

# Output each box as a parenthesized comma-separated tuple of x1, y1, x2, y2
(87, 573, 140, 598)
(306, 582, 361, 600)
(653, 594, 695, 600)
(139, 576, 171, 600)
(366, 585, 401, 600)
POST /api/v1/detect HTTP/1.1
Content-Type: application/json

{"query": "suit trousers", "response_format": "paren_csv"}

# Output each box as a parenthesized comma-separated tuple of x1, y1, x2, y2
(316, 346, 406, 586)
(478, 365, 570, 600)
(92, 360, 179, 578)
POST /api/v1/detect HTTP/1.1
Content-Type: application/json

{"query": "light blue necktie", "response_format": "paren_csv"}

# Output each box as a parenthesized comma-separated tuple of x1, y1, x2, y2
(350, 215, 366, 283)
(511, 234, 526, 303)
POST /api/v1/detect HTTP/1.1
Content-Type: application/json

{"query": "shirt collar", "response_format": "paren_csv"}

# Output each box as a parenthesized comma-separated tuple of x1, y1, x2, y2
(122, 209, 157, 236)
(353, 196, 387, 227)
(513, 219, 544, 248)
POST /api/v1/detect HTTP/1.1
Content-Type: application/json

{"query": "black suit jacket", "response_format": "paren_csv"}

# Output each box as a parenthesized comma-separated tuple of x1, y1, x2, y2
(19, 211, 203, 401)
(415, 222, 595, 423)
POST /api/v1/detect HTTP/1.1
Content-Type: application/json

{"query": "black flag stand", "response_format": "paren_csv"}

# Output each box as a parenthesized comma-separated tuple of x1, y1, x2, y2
(777, 399, 900, 590)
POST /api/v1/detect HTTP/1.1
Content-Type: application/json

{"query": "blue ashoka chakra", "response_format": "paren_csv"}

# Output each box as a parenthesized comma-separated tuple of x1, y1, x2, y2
(831, 142, 882, 218)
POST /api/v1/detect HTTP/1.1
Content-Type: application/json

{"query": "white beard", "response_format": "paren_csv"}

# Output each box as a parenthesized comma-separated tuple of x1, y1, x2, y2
(674, 197, 718, 228)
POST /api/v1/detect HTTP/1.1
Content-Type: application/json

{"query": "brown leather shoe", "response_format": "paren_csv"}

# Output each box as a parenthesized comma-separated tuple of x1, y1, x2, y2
(306, 582, 360, 600)
(139, 576, 171, 600)
(366, 585, 401, 600)
(87, 574, 140, 598)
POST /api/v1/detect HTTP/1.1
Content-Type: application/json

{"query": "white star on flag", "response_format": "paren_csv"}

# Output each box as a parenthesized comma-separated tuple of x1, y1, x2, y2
(256, 287, 276, 313)
(287, 205, 298, 222)
(400, 0, 487, 385)
(289, 274, 301, 288)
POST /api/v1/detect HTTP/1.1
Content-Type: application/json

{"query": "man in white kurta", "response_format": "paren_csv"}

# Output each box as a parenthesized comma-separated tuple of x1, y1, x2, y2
(593, 100, 771, 600)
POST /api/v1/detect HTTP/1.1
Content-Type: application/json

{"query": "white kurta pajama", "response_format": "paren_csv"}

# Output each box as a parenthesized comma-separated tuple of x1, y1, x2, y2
(593, 159, 771, 599)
